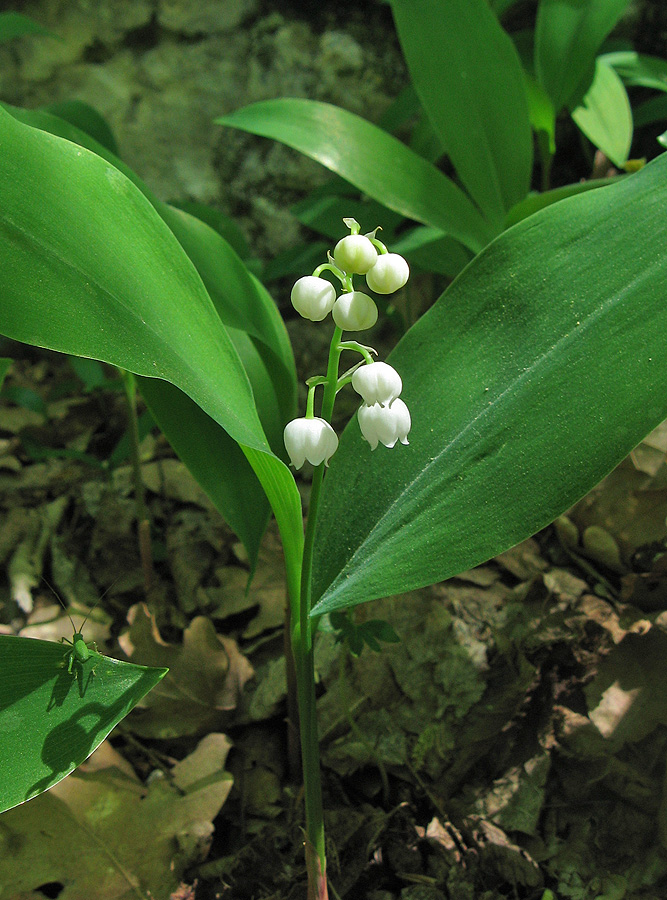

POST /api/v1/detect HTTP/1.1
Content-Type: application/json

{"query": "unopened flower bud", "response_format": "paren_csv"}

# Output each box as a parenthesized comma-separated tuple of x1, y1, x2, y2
(358, 399, 411, 450)
(365, 253, 410, 294)
(332, 292, 378, 331)
(284, 417, 338, 469)
(291, 276, 336, 321)
(352, 362, 402, 407)
(333, 234, 378, 275)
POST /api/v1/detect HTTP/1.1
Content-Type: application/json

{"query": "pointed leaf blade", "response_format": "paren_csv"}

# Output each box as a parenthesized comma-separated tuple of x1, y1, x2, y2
(0, 635, 167, 813)
(216, 99, 494, 253)
(391, 0, 533, 224)
(311, 155, 667, 615)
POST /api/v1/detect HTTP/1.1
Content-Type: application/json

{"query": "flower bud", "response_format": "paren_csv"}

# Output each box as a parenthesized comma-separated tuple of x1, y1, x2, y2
(333, 234, 378, 275)
(365, 253, 410, 294)
(332, 292, 378, 331)
(291, 276, 336, 321)
(352, 361, 402, 407)
(358, 399, 411, 450)
(284, 417, 338, 469)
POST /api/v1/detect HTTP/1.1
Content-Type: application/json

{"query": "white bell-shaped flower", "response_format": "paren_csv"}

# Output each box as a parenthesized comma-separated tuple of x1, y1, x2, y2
(365, 253, 410, 294)
(284, 417, 339, 469)
(333, 234, 378, 275)
(352, 362, 402, 407)
(358, 399, 411, 450)
(291, 276, 337, 321)
(332, 291, 378, 331)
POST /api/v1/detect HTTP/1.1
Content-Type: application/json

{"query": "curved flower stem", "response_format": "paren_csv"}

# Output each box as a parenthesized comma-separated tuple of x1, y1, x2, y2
(294, 324, 343, 899)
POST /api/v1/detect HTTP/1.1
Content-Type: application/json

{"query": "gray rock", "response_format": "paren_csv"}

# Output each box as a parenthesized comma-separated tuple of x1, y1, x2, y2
(158, 0, 259, 35)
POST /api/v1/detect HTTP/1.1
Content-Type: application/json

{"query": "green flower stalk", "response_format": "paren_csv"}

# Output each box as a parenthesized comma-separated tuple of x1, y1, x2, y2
(284, 219, 411, 899)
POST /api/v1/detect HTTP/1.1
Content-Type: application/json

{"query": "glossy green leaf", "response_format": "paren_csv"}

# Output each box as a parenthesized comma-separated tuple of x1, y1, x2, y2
(40, 100, 119, 156)
(2, 104, 296, 417)
(602, 51, 667, 93)
(504, 175, 622, 228)
(216, 99, 494, 254)
(0, 104, 304, 585)
(390, 227, 472, 279)
(0, 106, 261, 448)
(391, 0, 532, 225)
(170, 199, 253, 261)
(571, 59, 632, 167)
(634, 94, 667, 129)
(292, 195, 404, 242)
(490, 0, 524, 18)
(138, 378, 270, 566)
(157, 205, 295, 452)
(524, 71, 556, 156)
(0, 635, 167, 813)
(0, 102, 301, 571)
(311, 154, 667, 616)
(0, 12, 54, 42)
(535, 0, 631, 112)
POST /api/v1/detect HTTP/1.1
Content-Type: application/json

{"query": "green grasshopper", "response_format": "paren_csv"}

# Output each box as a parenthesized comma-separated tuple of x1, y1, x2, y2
(44, 577, 103, 687)
(59, 608, 100, 686)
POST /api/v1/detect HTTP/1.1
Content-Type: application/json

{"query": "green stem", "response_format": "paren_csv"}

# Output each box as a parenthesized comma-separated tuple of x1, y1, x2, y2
(293, 324, 343, 897)
(119, 369, 154, 594)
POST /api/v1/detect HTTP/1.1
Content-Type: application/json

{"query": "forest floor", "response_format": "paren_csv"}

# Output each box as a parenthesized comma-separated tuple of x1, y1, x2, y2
(2, 349, 667, 900)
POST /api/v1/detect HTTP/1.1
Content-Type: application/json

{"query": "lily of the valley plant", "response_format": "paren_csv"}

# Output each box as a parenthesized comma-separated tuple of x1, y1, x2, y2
(286, 218, 410, 898)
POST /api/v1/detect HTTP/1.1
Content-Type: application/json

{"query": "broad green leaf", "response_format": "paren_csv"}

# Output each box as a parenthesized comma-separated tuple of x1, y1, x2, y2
(170, 199, 253, 261)
(40, 99, 119, 156)
(263, 242, 330, 281)
(490, 0, 524, 18)
(216, 99, 495, 254)
(292, 195, 404, 242)
(504, 175, 623, 228)
(242, 445, 303, 614)
(535, 0, 631, 112)
(390, 227, 472, 279)
(0, 106, 262, 449)
(634, 94, 667, 129)
(571, 60, 632, 167)
(391, 0, 532, 225)
(138, 378, 270, 567)
(0, 635, 167, 813)
(0, 104, 304, 585)
(0, 102, 301, 571)
(602, 51, 667, 93)
(311, 154, 667, 616)
(377, 82, 422, 135)
(524, 70, 556, 156)
(158, 204, 297, 445)
(0, 12, 54, 42)
(377, 84, 447, 162)
(2, 104, 296, 407)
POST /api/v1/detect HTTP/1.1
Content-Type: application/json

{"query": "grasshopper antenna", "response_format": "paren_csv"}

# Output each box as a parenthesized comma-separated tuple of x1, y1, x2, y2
(41, 574, 122, 631)
(41, 575, 76, 634)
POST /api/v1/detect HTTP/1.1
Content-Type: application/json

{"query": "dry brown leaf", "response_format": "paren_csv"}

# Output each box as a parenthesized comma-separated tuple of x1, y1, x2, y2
(0, 737, 232, 900)
(210, 524, 287, 639)
(118, 604, 253, 738)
